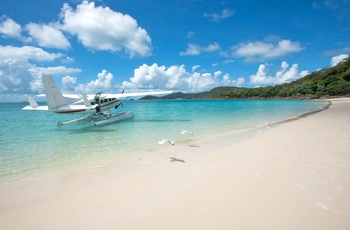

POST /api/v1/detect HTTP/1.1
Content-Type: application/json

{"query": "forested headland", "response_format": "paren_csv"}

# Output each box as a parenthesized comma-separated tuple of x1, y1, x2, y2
(141, 56, 350, 100)
(222, 57, 350, 99)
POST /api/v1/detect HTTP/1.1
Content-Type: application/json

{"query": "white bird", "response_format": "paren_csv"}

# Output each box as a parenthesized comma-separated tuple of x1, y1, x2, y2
(157, 137, 175, 145)
(180, 129, 193, 135)
(266, 122, 270, 128)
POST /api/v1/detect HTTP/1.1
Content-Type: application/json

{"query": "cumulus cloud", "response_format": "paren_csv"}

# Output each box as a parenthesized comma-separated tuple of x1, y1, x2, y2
(26, 66, 81, 92)
(62, 75, 77, 92)
(121, 63, 243, 91)
(204, 8, 234, 22)
(59, 1, 152, 57)
(180, 42, 221, 56)
(0, 1, 154, 99)
(249, 61, 308, 86)
(330, 54, 349, 66)
(0, 45, 76, 94)
(222, 73, 245, 87)
(0, 58, 29, 93)
(180, 43, 201, 56)
(0, 17, 32, 43)
(25, 23, 70, 49)
(231, 39, 303, 62)
(75, 70, 114, 93)
(0, 17, 22, 38)
(1, 1, 152, 56)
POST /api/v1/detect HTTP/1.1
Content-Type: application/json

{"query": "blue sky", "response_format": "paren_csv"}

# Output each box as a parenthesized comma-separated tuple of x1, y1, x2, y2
(0, 0, 349, 101)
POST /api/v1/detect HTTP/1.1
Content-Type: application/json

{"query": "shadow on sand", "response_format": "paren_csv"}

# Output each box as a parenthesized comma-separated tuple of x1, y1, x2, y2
(169, 157, 185, 163)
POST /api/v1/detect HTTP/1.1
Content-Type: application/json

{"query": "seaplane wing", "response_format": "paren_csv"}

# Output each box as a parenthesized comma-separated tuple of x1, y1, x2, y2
(60, 91, 174, 105)
(102, 91, 174, 99)
(22, 75, 173, 126)
(38, 91, 173, 100)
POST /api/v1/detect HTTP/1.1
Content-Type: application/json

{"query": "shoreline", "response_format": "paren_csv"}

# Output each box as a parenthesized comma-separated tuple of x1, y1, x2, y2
(1, 99, 350, 229)
(0, 100, 328, 184)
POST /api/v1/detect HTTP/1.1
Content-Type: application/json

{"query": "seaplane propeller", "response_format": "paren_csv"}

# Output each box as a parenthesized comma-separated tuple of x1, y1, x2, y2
(117, 90, 125, 108)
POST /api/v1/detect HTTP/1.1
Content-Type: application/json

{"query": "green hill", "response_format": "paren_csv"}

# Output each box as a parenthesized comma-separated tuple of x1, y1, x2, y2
(141, 56, 350, 100)
(140, 86, 242, 100)
(223, 56, 350, 99)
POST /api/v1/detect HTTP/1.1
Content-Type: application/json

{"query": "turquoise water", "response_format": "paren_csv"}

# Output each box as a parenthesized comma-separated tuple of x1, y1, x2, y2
(0, 100, 326, 182)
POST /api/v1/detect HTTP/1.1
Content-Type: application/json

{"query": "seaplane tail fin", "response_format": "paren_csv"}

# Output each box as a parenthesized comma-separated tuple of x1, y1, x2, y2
(28, 95, 39, 108)
(42, 75, 70, 111)
(82, 93, 90, 107)
(22, 96, 48, 111)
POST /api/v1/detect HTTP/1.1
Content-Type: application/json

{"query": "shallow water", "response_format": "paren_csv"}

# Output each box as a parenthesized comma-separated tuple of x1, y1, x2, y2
(0, 99, 326, 181)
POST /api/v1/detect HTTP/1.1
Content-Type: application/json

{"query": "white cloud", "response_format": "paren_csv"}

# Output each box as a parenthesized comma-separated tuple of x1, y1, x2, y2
(0, 17, 32, 43)
(203, 42, 221, 52)
(59, 1, 152, 57)
(38, 66, 81, 75)
(222, 73, 245, 87)
(28, 66, 81, 92)
(204, 8, 234, 22)
(236, 77, 245, 86)
(214, 70, 222, 78)
(232, 39, 303, 62)
(180, 43, 201, 56)
(25, 23, 70, 49)
(249, 61, 308, 86)
(330, 54, 349, 66)
(0, 45, 73, 94)
(0, 45, 63, 62)
(75, 70, 114, 93)
(62, 75, 77, 91)
(0, 58, 35, 94)
(192, 65, 200, 72)
(0, 17, 22, 38)
(180, 42, 221, 56)
(121, 63, 244, 91)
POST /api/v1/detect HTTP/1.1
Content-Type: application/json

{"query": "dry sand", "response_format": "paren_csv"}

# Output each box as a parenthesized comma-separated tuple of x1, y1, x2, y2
(1, 99, 350, 230)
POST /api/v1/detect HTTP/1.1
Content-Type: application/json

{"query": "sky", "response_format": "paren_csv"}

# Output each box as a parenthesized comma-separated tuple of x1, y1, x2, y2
(0, 0, 350, 101)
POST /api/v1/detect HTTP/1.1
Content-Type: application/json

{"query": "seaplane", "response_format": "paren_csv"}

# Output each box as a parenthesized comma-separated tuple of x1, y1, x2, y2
(22, 75, 172, 126)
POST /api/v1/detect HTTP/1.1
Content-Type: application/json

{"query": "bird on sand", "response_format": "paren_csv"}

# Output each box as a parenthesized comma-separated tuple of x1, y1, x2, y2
(179, 129, 193, 135)
(157, 137, 175, 145)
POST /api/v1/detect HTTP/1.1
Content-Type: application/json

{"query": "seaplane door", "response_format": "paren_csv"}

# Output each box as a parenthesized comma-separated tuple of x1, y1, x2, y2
(94, 92, 102, 105)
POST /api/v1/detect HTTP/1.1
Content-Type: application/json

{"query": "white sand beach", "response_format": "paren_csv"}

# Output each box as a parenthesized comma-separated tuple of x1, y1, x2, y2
(0, 99, 350, 230)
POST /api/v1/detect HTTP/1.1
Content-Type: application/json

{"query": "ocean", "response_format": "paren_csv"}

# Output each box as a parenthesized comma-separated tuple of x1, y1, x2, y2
(0, 99, 327, 183)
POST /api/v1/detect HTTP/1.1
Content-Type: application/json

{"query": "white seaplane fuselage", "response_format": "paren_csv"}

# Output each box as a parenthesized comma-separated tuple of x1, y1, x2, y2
(51, 95, 122, 115)
(22, 75, 172, 126)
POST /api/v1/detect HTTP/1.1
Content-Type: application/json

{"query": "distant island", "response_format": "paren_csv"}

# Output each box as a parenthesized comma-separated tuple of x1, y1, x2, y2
(141, 56, 350, 100)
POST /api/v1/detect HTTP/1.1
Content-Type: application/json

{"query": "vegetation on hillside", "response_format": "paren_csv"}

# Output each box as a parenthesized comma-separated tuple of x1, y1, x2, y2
(222, 56, 350, 99)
